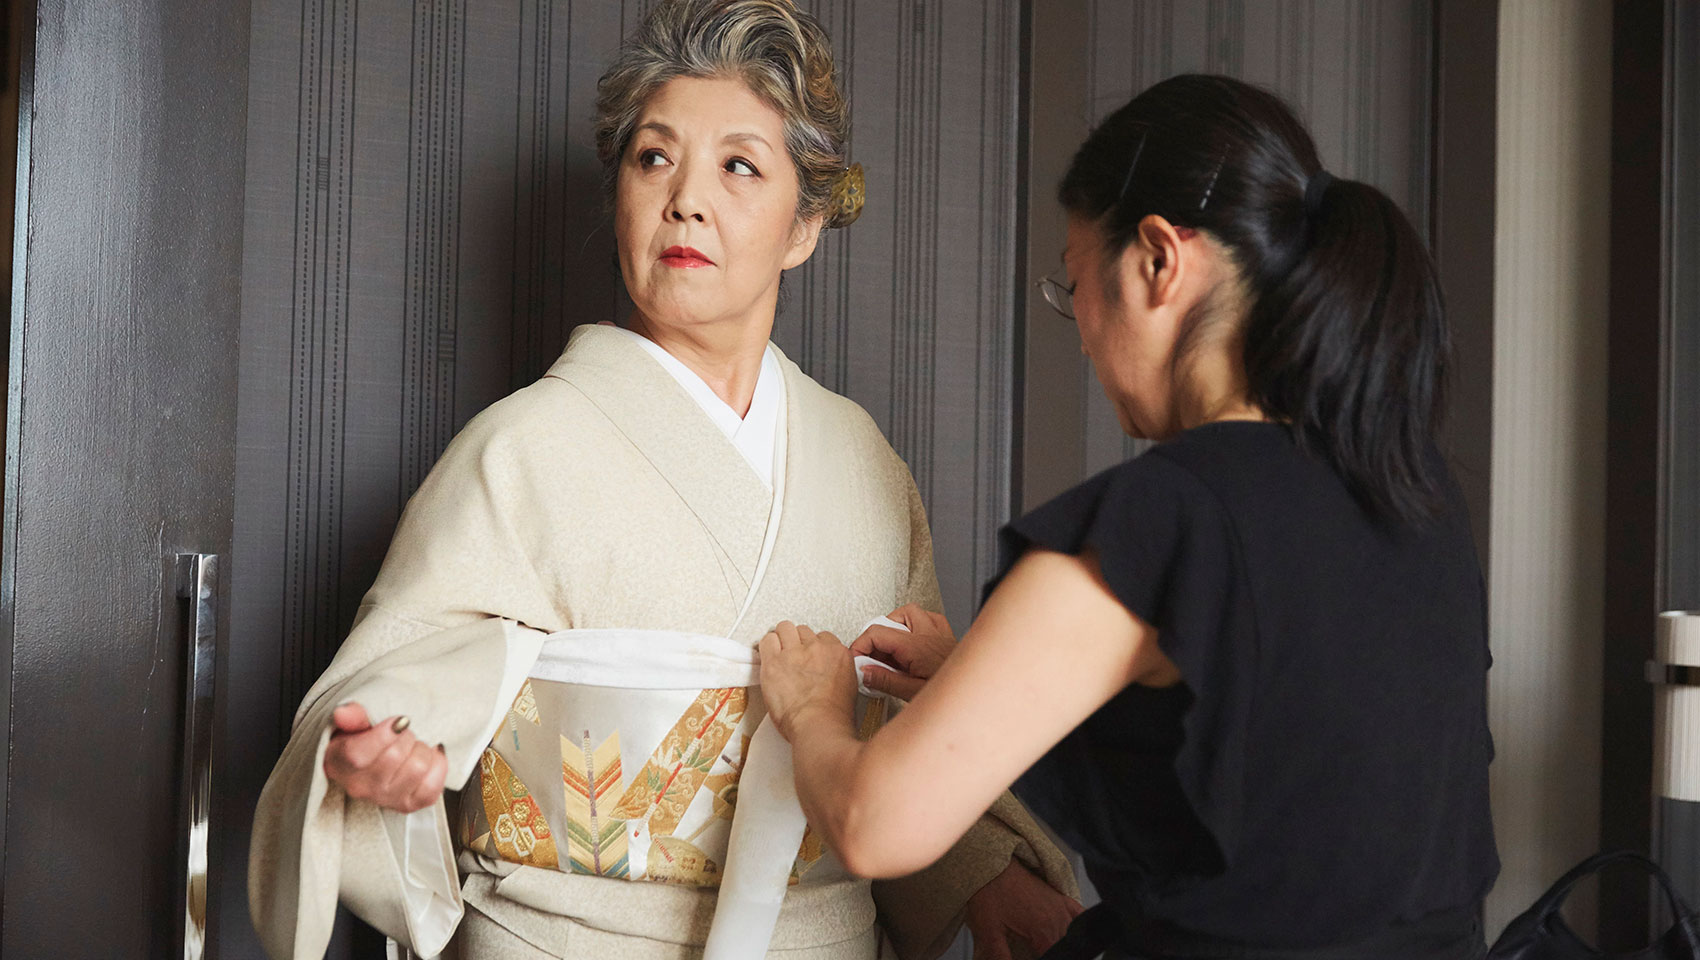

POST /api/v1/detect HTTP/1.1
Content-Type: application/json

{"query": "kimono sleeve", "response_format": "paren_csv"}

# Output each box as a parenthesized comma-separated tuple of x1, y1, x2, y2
(893, 466, 944, 613)
(249, 400, 561, 959)
(248, 615, 544, 959)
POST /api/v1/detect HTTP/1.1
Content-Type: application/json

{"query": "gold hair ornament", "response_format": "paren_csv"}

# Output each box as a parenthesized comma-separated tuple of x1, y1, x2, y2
(828, 162, 865, 228)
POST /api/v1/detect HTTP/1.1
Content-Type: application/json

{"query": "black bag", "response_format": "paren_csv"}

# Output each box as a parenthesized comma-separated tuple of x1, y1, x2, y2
(1488, 850, 1700, 959)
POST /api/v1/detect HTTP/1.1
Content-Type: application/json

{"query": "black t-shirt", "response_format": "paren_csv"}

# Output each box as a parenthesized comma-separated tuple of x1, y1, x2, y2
(994, 422, 1498, 948)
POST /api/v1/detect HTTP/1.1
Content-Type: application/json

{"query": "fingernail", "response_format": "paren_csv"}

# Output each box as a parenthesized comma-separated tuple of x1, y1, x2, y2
(391, 715, 412, 733)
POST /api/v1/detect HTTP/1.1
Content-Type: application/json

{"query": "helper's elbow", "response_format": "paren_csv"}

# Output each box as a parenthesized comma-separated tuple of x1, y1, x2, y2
(827, 765, 950, 879)
(828, 801, 889, 878)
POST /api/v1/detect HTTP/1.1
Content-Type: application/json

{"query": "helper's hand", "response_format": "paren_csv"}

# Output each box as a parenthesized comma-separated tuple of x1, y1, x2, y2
(849, 603, 958, 700)
(322, 702, 449, 814)
(963, 860, 1084, 960)
(759, 621, 857, 743)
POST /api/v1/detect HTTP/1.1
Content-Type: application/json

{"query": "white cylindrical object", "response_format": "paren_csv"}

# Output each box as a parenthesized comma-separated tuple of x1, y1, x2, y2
(1653, 611, 1700, 802)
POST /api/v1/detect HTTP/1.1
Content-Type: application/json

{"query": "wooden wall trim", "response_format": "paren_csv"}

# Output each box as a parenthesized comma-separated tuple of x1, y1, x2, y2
(1017, 0, 1089, 515)
(1011, 0, 1031, 518)
(0, 0, 35, 925)
(1431, 0, 1498, 573)
(1663, 0, 1700, 612)
(1597, 0, 1667, 944)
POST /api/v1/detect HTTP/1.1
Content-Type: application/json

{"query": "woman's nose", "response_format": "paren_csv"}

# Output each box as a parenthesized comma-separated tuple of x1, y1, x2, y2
(665, 168, 710, 224)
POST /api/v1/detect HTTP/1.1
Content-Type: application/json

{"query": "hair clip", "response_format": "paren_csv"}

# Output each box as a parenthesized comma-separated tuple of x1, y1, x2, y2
(1198, 149, 1228, 211)
(1116, 125, 1150, 203)
(829, 162, 865, 228)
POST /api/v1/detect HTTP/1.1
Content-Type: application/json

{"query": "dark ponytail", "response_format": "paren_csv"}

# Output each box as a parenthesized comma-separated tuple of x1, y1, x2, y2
(1059, 74, 1449, 524)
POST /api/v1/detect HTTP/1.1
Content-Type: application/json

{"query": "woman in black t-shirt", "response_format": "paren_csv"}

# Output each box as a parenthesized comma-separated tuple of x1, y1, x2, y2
(759, 74, 1498, 960)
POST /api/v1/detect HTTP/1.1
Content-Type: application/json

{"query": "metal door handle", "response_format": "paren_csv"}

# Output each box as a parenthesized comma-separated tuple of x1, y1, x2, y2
(176, 553, 218, 960)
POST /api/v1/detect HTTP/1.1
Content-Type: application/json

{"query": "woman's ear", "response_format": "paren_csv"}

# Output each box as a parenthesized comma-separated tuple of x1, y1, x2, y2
(782, 215, 826, 270)
(1136, 214, 1187, 306)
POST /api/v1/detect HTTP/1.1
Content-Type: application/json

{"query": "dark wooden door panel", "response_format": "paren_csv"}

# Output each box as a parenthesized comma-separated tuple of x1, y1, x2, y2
(1, 0, 249, 956)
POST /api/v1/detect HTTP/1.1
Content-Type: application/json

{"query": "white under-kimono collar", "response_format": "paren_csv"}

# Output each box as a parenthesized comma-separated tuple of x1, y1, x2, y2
(610, 325, 783, 489)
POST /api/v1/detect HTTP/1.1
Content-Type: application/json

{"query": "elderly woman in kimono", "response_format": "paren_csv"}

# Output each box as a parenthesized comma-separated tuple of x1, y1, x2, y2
(247, 2, 1078, 959)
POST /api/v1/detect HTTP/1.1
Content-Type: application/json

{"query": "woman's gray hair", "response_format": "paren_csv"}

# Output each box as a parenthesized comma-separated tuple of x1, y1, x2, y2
(594, 0, 862, 228)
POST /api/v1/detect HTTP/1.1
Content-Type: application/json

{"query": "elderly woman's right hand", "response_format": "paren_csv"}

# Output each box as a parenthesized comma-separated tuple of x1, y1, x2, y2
(322, 702, 448, 814)
(849, 604, 958, 700)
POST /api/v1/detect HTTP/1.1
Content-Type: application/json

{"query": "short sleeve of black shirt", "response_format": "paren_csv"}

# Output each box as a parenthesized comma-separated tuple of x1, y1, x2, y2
(992, 444, 1253, 880)
(987, 422, 1497, 947)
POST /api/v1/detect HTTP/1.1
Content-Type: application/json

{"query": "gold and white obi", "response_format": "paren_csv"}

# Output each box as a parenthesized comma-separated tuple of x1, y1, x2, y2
(459, 628, 896, 960)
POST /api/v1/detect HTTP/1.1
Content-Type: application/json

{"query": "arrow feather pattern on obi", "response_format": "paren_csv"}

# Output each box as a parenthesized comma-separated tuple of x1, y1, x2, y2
(560, 730, 630, 878)
(478, 748, 559, 869)
(512, 680, 542, 724)
(610, 687, 748, 836)
(506, 679, 542, 749)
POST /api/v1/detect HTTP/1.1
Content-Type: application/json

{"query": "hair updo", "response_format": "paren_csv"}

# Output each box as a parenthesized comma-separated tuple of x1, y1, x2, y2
(1061, 74, 1450, 524)
(594, 0, 862, 229)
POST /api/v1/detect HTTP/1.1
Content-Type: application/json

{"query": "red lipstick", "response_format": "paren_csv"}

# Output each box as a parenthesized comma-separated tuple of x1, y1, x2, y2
(660, 246, 715, 268)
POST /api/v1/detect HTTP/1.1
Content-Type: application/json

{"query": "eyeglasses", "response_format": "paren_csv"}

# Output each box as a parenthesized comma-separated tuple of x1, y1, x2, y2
(1037, 271, 1075, 320)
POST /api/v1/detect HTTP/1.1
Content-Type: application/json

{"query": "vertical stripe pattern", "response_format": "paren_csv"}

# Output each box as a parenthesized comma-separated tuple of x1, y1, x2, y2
(400, 0, 467, 499)
(281, 0, 358, 715)
(775, 0, 1021, 630)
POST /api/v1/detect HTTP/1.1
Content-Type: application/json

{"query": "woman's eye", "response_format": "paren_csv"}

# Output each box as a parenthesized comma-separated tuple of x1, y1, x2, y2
(639, 149, 668, 167)
(725, 158, 758, 177)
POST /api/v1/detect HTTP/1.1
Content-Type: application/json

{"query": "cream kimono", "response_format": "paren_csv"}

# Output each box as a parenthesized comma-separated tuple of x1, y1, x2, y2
(248, 324, 1076, 960)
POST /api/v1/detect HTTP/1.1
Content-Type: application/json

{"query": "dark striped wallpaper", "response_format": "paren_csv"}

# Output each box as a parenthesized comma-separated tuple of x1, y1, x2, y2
(774, 0, 1019, 637)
